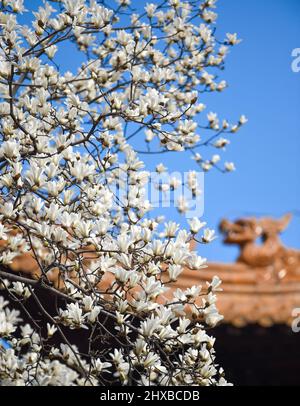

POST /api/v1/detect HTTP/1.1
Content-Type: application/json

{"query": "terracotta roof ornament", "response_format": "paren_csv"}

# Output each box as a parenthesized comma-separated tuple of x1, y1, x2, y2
(176, 214, 300, 327)
(219, 214, 299, 271)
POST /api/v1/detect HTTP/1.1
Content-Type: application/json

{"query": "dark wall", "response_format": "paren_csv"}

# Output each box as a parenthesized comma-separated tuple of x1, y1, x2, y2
(3, 282, 300, 386)
(213, 324, 300, 386)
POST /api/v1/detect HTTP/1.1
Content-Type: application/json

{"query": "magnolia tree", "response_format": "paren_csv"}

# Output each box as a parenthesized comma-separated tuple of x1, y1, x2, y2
(0, 0, 246, 386)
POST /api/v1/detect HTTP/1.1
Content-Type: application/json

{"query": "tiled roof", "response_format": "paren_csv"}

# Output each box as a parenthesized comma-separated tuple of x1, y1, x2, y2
(177, 262, 300, 327)
(1, 215, 300, 327)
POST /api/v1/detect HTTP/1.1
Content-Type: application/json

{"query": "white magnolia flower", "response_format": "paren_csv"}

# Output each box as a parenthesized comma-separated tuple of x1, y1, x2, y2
(0, 140, 20, 160)
(224, 162, 236, 172)
(0, 224, 8, 240)
(168, 264, 183, 281)
(226, 32, 241, 45)
(139, 316, 161, 337)
(164, 221, 179, 238)
(201, 228, 217, 243)
(47, 323, 58, 337)
(189, 254, 207, 270)
(214, 137, 230, 149)
(204, 305, 224, 327)
(145, 3, 157, 17)
(92, 358, 112, 374)
(211, 154, 221, 164)
(239, 115, 248, 125)
(11, 282, 31, 299)
(45, 44, 57, 59)
(156, 163, 167, 173)
(208, 275, 223, 292)
(192, 153, 202, 162)
(87, 306, 101, 323)
(177, 196, 189, 214)
(60, 303, 87, 329)
(188, 218, 207, 234)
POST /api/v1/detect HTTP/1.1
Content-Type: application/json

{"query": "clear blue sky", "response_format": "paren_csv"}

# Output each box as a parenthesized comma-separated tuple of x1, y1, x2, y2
(197, 0, 300, 262)
(142, 0, 300, 262)
(20, 0, 300, 263)
(149, 0, 300, 263)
